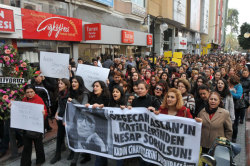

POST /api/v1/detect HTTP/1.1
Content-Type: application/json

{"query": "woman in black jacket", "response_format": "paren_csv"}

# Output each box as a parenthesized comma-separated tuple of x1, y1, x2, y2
(50, 78, 70, 164)
(131, 81, 161, 110)
(67, 76, 89, 166)
(85, 80, 111, 166)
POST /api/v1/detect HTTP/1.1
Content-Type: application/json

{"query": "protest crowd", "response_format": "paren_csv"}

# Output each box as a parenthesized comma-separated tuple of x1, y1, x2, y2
(1, 51, 250, 166)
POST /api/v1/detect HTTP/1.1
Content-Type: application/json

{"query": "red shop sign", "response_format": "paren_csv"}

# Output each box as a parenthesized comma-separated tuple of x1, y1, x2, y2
(21, 8, 82, 41)
(0, 8, 15, 33)
(121, 30, 134, 44)
(85, 23, 101, 40)
(147, 34, 153, 45)
(180, 40, 187, 46)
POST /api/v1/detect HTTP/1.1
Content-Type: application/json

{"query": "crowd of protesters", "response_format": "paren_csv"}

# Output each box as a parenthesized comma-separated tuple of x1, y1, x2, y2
(0, 52, 250, 166)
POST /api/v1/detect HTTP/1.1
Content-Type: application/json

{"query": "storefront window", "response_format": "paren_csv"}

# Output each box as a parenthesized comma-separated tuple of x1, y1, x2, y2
(21, 0, 68, 16)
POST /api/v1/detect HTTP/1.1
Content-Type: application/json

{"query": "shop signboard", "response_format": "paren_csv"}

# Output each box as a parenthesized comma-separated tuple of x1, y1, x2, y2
(147, 34, 152, 45)
(92, 0, 113, 7)
(21, 8, 82, 41)
(121, 30, 134, 44)
(85, 23, 101, 41)
(0, 8, 15, 33)
(174, 37, 187, 50)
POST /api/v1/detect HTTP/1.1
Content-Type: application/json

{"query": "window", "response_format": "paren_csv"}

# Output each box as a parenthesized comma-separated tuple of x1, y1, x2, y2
(21, 0, 68, 16)
(131, 0, 146, 8)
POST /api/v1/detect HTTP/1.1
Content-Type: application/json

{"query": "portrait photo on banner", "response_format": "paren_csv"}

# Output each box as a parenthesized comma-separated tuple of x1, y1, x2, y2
(65, 103, 110, 154)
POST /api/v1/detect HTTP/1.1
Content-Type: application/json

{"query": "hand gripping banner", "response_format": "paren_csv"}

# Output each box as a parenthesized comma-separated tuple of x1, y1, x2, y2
(65, 103, 202, 166)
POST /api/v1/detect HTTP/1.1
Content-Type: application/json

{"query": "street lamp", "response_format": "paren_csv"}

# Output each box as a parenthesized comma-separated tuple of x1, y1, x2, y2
(244, 32, 250, 38)
(142, 15, 168, 66)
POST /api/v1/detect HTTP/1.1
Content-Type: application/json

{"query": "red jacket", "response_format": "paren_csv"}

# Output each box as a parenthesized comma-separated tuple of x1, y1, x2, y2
(159, 106, 192, 118)
(22, 94, 48, 118)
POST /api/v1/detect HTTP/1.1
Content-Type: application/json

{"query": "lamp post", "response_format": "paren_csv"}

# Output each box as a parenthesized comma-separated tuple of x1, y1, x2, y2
(143, 16, 167, 66)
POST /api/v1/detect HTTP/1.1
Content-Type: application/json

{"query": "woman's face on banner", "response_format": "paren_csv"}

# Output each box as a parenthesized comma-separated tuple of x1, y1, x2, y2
(77, 113, 95, 138)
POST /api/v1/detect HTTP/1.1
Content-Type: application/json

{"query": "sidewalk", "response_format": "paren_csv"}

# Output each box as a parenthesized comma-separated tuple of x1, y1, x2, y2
(0, 119, 58, 164)
(246, 107, 250, 166)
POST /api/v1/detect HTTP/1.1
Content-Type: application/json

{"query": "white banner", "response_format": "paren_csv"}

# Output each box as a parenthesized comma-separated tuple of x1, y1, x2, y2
(65, 103, 201, 166)
(40, 51, 69, 79)
(10, 101, 44, 133)
(76, 64, 110, 91)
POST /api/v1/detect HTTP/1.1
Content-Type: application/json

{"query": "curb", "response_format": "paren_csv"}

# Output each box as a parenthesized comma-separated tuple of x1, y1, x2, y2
(246, 107, 250, 166)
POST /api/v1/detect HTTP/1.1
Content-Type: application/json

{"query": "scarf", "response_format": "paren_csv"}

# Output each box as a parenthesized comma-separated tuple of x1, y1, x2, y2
(205, 104, 218, 115)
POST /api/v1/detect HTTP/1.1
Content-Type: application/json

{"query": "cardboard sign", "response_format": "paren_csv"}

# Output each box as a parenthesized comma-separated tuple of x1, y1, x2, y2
(121, 30, 134, 44)
(85, 23, 101, 40)
(164, 51, 172, 58)
(173, 52, 183, 59)
(172, 58, 182, 67)
(11, 101, 44, 133)
(76, 64, 110, 91)
(21, 8, 82, 41)
(0, 8, 15, 32)
(40, 51, 69, 79)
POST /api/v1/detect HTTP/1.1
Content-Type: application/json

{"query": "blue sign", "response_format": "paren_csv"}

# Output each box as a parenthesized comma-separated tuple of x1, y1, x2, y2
(93, 0, 113, 7)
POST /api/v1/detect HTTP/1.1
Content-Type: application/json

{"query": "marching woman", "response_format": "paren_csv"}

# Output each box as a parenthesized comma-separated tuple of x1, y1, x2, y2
(228, 75, 244, 142)
(20, 84, 47, 166)
(50, 78, 70, 164)
(215, 78, 235, 122)
(131, 81, 161, 111)
(85, 80, 111, 166)
(110, 85, 126, 166)
(177, 79, 196, 117)
(154, 88, 196, 120)
(67, 76, 89, 166)
(198, 91, 232, 153)
(130, 81, 161, 166)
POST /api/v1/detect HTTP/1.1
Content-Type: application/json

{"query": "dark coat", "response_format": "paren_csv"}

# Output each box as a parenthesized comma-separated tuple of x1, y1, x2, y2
(132, 94, 161, 110)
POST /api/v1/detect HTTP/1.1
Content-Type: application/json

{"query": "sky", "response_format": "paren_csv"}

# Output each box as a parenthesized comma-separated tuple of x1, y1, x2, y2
(228, 0, 250, 27)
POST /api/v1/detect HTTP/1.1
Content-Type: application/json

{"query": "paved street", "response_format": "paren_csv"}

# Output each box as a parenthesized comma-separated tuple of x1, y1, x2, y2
(1, 120, 246, 166)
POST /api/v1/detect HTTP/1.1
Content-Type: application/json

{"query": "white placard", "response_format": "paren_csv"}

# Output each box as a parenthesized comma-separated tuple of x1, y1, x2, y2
(76, 64, 110, 91)
(11, 101, 44, 133)
(40, 51, 69, 79)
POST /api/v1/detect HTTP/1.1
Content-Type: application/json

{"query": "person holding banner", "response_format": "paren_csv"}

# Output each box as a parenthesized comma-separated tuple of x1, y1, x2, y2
(131, 81, 161, 111)
(85, 80, 111, 166)
(67, 76, 90, 166)
(20, 84, 47, 166)
(50, 78, 70, 164)
(198, 91, 232, 153)
(154, 88, 193, 119)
